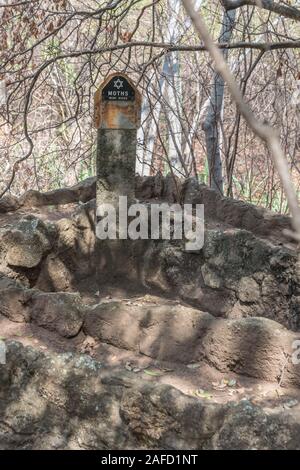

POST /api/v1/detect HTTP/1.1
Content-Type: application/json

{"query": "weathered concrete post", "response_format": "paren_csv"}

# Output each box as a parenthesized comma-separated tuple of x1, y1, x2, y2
(94, 73, 141, 282)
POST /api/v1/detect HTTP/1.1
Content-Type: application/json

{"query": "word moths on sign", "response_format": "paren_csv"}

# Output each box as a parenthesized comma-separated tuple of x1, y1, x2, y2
(102, 75, 135, 102)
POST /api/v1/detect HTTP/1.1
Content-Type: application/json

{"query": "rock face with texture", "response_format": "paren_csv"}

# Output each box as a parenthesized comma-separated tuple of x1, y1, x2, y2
(141, 229, 300, 331)
(0, 195, 20, 213)
(1, 341, 300, 450)
(0, 278, 85, 337)
(200, 229, 298, 330)
(36, 200, 96, 291)
(84, 299, 300, 387)
(0, 203, 96, 291)
(0, 286, 32, 322)
(0, 215, 55, 268)
(30, 292, 84, 337)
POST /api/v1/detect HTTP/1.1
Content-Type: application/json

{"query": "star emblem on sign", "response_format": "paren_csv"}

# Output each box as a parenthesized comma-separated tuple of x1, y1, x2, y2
(113, 78, 124, 89)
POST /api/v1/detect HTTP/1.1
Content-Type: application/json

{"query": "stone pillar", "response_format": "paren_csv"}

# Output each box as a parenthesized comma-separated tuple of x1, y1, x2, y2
(96, 129, 136, 207)
(94, 73, 141, 283)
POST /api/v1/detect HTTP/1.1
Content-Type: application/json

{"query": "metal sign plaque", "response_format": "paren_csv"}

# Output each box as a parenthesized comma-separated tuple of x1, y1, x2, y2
(94, 72, 141, 130)
(102, 75, 135, 102)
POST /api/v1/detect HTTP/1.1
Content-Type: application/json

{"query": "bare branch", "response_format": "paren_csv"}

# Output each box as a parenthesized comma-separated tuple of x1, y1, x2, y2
(183, 0, 300, 237)
(221, 0, 300, 21)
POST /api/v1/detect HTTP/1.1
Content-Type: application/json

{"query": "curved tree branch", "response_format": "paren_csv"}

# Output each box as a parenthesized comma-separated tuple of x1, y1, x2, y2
(221, 0, 300, 22)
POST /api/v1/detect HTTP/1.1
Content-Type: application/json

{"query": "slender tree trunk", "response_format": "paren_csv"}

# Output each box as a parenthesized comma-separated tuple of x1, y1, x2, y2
(135, 98, 151, 175)
(166, 49, 184, 176)
(203, 9, 236, 194)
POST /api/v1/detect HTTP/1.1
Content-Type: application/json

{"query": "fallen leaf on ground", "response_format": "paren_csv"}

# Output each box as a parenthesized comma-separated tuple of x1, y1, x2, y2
(144, 368, 165, 377)
(193, 389, 213, 399)
(212, 378, 238, 391)
(228, 379, 237, 388)
(125, 362, 141, 373)
(212, 379, 227, 391)
(187, 363, 201, 369)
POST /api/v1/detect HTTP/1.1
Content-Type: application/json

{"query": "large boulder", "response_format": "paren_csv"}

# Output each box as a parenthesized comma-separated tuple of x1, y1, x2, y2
(0, 286, 32, 322)
(30, 292, 85, 338)
(83, 299, 300, 387)
(0, 195, 20, 213)
(36, 200, 96, 291)
(0, 280, 85, 338)
(0, 215, 55, 268)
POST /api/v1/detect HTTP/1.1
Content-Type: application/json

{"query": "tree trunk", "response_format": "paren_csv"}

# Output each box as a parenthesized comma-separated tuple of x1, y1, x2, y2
(203, 9, 236, 194)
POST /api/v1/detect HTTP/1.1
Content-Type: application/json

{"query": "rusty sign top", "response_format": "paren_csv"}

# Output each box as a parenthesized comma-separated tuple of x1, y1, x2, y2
(94, 72, 141, 130)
